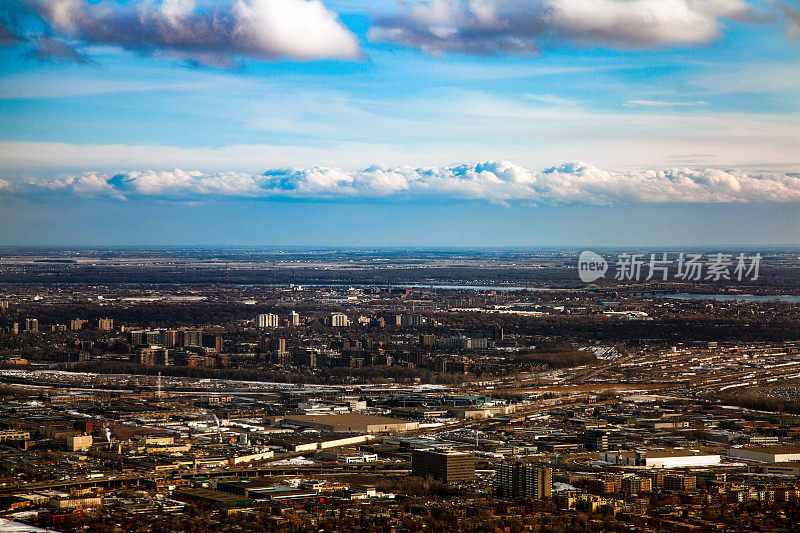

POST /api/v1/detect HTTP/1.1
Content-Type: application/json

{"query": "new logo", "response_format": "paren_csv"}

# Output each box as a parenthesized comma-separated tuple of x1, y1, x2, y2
(578, 251, 608, 282)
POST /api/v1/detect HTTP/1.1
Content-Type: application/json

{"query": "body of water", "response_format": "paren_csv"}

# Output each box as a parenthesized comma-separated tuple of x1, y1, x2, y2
(653, 293, 800, 303)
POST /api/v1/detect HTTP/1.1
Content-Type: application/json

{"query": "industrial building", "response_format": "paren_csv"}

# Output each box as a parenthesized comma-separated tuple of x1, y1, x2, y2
(173, 488, 253, 512)
(749, 463, 800, 476)
(66, 435, 93, 452)
(282, 413, 419, 434)
(599, 449, 721, 468)
(579, 429, 625, 451)
(728, 445, 800, 463)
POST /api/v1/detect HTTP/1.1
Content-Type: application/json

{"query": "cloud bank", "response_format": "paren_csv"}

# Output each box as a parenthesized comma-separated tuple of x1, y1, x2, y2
(370, 0, 759, 54)
(7, 162, 800, 205)
(7, 0, 796, 64)
(29, 0, 361, 66)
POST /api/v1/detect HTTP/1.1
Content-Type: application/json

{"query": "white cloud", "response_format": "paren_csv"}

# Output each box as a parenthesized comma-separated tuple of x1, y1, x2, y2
(370, 0, 759, 54)
(547, 0, 752, 47)
(32, 0, 362, 66)
(626, 99, 709, 107)
(6, 162, 800, 205)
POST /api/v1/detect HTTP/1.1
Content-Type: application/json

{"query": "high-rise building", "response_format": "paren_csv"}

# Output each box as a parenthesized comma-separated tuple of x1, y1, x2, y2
(135, 346, 169, 366)
(268, 337, 286, 354)
(492, 326, 504, 341)
(329, 313, 350, 327)
(401, 314, 426, 326)
(128, 330, 163, 346)
(293, 349, 318, 368)
(496, 462, 552, 500)
(69, 318, 87, 331)
(274, 351, 292, 367)
(412, 449, 475, 483)
(161, 329, 179, 348)
(289, 310, 300, 326)
(179, 329, 203, 347)
(24, 318, 38, 332)
(256, 313, 279, 328)
(97, 318, 114, 331)
(203, 334, 223, 352)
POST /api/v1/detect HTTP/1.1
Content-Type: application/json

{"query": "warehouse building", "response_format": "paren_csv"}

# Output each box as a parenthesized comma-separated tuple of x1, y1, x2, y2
(749, 463, 800, 476)
(173, 488, 253, 512)
(728, 445, 800, 463)
(282, 413, 419, 434)
(600, 449, 721, 468)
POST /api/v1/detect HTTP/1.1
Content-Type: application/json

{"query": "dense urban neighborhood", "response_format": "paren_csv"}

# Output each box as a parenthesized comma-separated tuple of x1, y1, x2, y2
(0, 248, 797, 531)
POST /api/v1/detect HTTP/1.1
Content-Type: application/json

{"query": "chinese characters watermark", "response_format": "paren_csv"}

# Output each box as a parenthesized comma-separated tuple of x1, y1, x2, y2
(577, 251, 761, 283)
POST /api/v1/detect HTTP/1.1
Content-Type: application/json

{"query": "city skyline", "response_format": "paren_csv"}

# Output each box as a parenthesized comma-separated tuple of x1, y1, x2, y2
(0, 0, 798, 245)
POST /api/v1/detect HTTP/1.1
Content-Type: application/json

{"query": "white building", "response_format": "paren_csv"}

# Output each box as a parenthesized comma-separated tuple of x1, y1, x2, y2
(256, 313, 279, 328)
(289, 310, 300, 326)
(330, 313, 350, 327)
(728, 445, 800, 463)
(599, 449, 721, 468)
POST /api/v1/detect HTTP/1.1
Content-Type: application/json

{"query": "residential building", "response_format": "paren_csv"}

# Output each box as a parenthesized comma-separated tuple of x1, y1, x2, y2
(496, 462, 552, 500)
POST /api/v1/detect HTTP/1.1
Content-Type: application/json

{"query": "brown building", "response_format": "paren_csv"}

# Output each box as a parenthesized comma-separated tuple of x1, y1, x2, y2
(587, 479, 618, 495)
(268, 337, 287, 355)
(622, 476, 652, 495)
(663, 474, 696, 491)
(496, 462, 552, 500)
(136, 346, 169, 366)
(412, 449, 475, 483)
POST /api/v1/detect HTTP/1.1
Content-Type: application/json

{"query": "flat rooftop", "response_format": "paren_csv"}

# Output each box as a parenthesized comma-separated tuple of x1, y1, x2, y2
(608, 449, 721, 458)
(645, 449, 721, 458)
(284, 413, 412, 426)
(414, 448, 473, 456)
(732, 445, 800, 454)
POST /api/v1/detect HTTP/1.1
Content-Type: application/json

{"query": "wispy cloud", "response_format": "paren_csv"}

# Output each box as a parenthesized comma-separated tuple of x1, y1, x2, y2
(526, 94, 578, 106)
(6, 162, 800, 205)
(625, 99, 709, 107)
(690, 63, 800, 94)
(24, 35, 93, 63)
(29, 0, 362, 67)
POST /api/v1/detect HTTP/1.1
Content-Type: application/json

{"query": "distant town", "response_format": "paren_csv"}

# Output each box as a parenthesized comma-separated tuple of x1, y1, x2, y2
(1, 248, 800, 532)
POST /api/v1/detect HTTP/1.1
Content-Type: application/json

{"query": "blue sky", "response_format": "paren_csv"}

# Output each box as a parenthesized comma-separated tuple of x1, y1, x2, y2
(0, 0, 798, 246)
